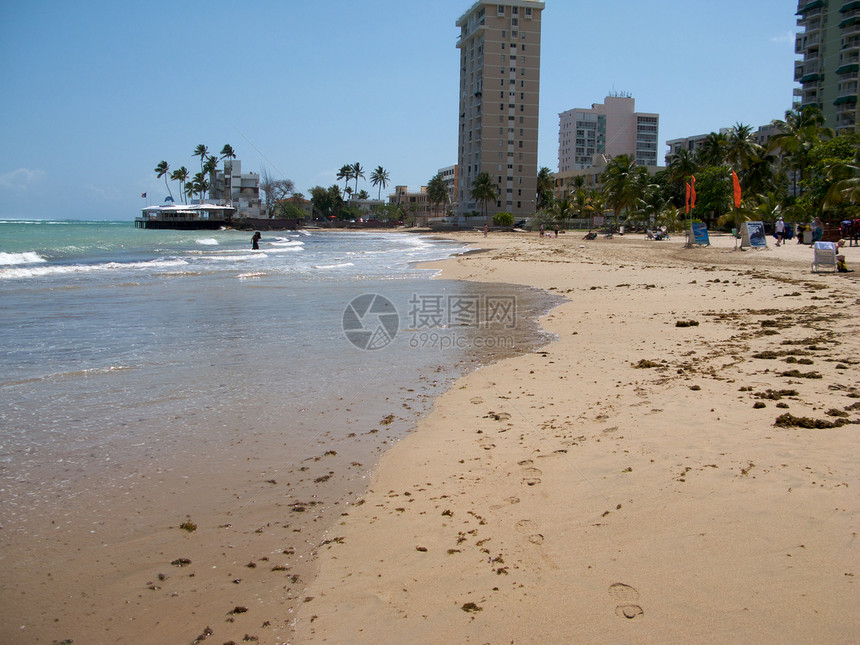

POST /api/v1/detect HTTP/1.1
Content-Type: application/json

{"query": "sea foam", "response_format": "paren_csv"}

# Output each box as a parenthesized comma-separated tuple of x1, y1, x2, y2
(0, 251, 47, 266)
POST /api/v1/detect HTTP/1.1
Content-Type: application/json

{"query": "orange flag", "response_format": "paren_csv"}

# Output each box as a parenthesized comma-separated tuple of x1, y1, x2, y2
(731, 170, 742, 208)
(685, 182, 691, 214)
(691, 175, 697, 210)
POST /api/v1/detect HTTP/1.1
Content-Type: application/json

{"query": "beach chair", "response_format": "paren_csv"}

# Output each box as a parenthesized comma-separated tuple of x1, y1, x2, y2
(811, 241, 837, 272)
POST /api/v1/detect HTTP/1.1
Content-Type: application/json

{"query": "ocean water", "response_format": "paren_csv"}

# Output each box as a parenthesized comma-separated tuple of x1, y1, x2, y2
(0, 221, 557, 527)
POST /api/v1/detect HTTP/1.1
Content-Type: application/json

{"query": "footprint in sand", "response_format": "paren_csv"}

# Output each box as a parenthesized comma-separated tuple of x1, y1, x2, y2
(521, 467, 542, 486)
(515, 519, 544, 544)
(490, 496, 520, 510)
(608, 582, 644, 620)
(515, 519, 538, 533)
(478, 436, 496, 451)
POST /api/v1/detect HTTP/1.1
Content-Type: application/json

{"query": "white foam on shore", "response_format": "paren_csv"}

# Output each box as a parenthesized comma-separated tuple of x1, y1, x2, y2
(0, 251, 47, 266)
(0, 258, 188, 280)
(270, 237, 304, 247)
(312, 262, 355, 270)
(196, 238, 219, 246)
(201, 253, 263, 262)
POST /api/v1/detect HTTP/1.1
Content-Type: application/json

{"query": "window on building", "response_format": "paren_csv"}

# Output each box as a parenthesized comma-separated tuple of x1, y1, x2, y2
(498, 5, 505, 16)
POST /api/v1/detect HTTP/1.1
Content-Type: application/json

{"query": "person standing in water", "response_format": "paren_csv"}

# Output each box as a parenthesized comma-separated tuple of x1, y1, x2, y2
(251, 231, 261, 250)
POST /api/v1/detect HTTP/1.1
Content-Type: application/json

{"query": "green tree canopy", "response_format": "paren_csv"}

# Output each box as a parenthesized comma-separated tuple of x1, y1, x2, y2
(427, 174, 449, 216)
(471, 172, 498, 218)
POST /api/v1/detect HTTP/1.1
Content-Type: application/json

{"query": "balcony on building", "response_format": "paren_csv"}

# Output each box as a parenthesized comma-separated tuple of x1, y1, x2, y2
(797, 0, 825, 19)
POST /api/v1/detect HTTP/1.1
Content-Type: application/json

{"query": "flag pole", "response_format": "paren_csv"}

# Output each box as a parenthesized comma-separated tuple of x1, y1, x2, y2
(685, 176, 696, 249)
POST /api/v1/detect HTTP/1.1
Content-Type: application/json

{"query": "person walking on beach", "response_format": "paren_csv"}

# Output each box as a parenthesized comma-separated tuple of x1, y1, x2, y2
(483, 224, 488, 238)
(775, 217, 785, 246)
(251, 231, 261, 250)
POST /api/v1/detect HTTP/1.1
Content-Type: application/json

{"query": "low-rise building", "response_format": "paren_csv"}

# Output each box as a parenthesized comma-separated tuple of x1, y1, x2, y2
(389, 185, 442, 225)
(437, 165, 458, 212)
(211, 159, 264, 218)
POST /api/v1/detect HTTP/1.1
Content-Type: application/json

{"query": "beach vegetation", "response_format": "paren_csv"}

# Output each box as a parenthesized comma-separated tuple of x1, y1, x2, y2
(179, 518, 197, 532)
(536, 166, 555, 210)
(493, 211, 514, 226)
(370, 166, 390, 200)
(601, 154, 650, 227)
(427, 173, 450, 217)
(471, 172, 498, 218)
(370, 203, 404, 222)
(274, 200, 306, 220)
(154, 160, 173, 201)
(309, 184, 345, 220)
(260, 169, 297, 218)
(169, 166, 189, 204)
(351, 162, 365, 195)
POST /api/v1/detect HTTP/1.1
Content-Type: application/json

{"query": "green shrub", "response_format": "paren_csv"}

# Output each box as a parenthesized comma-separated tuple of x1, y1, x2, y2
(492, 212, 514, 226)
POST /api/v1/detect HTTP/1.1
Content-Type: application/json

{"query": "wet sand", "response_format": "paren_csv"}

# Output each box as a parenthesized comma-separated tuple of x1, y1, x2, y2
(0, 277, 554, 645)
(295, 231, 859, 643)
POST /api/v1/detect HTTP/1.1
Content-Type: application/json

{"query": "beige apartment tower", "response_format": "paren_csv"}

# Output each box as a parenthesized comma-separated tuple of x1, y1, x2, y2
(456, 1, 545, 219)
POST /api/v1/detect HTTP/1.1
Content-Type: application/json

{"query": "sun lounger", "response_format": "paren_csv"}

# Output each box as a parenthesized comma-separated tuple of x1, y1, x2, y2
(812, 241, 837, 272)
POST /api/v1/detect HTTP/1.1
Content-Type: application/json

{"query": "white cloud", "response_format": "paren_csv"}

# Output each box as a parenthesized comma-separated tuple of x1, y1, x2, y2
(0, 168, 46, 190)
(770, 31, 796, 45)
(85, 184, 122, 201)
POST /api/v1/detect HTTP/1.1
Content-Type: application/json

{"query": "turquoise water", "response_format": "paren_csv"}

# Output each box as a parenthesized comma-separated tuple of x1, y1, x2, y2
(0, 221, 557, 527)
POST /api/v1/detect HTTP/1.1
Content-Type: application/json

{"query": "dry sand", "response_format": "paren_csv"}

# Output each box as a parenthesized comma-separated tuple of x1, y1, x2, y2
(295, 231, 859, 643)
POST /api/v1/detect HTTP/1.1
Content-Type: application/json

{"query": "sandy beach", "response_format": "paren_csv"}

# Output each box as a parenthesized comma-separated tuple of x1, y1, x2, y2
(295, 230, 859, 643)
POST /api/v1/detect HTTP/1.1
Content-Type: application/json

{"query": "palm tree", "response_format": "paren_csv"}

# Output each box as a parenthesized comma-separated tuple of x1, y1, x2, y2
(336, 165, 353, 195)
(635, 185, 668, 229)
(697, 132, 728, 167)
(823, 159, 860, 208)
(155, 160, 173, 201)
(170, 166, 189, 204)
(549, 195, 574, 226)
(427, 173, 449, 217)
(572, 185, 592, 221)
(589, 191, 606, 228)
(351, 162, 365, 194)
(725, 123, 764, 172)
(536, 166, 554, 209)
(769, 105, 834, 195)
(667, 148, 698, 185)
(601, 154, 647, 226)
(370, 166, 390, 200)
(193, 144, 209, 173)
(471, 172, 498, 219)
(219, 144, 236, 162)
(754, 191, 783, 225)
(191, 171, 209, 203)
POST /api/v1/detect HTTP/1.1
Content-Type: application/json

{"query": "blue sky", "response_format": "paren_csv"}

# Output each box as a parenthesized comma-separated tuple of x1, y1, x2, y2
(0, 1, 799, 220)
